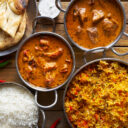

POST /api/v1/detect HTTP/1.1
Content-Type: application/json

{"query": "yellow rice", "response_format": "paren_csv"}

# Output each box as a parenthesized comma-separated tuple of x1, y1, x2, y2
(65, 60, 128, 128)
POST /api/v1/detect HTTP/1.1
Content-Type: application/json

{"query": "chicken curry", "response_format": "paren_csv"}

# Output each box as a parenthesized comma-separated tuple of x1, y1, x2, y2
(66, 0, 123, 49)
(18, 35, 73, 88)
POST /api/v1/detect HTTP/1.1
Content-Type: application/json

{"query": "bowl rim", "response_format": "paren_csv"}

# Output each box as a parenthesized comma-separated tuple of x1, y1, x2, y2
(63, 58, 128, 128)
(64, 0, 126, 52)
(16, 31, 76, 92)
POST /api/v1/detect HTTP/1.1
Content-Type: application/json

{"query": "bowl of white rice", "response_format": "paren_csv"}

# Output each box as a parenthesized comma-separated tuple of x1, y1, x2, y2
(0, 82, 45, 128)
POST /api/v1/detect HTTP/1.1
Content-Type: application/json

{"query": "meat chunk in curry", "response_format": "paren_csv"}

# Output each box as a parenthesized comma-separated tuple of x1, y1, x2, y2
(65, 59, 71, 63)
(107, 13, 112, 18)
(45, 72, 55, 86)
(23, 49, 31, 62)
(92, 9, 104, 23)
(43, 62, 57, 73)
(102, 18, 118, 33)
(40, 39, 49, 47)
(87, 27, 98, 44)
(23, 50, 37, 68)
(73, 7, 87, 24)
(60, 64, 68, 73)
(40, 38, 49, 50)
(76, 26, 82, 33)
(78, 8, 87, 23)
(43, 48, 63, 59)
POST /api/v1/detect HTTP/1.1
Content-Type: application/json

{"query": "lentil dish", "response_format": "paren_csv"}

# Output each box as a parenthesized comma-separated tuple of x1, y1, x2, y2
(18, 35, 73, 88)
(66, 0, 123, 49)
(65, 60, 128, 128)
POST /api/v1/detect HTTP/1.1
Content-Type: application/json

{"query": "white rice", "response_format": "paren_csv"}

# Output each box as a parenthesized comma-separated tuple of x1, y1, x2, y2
(0, 85, 38, 128)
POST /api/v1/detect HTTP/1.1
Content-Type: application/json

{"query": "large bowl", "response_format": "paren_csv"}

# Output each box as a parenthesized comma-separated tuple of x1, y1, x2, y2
(55, 0, 128, 54)
(63, 58, 128, 128)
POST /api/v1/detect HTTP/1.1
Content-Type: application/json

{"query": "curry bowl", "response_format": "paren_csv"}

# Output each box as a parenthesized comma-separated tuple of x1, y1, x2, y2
(64, 58, 128, 128)
(16, 16, 75, 110)
(16, 32, 75, 92)
(56, 0, 128, 53)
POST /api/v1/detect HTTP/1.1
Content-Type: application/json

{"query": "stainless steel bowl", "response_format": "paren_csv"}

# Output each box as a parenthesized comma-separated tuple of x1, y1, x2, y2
(0, 82, 45, 128)
(16, 16, 75, 110)
(55, 0, 128, 54)
(63, 58, 128, 128)
(38, 0, 61, 19)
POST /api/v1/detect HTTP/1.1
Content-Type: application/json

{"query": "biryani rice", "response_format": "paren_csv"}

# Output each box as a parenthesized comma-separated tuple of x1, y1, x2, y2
(65, 60, 128, 128)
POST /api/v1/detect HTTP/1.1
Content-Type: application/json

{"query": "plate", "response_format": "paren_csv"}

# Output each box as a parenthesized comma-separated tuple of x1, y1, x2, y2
(0, 0, 38, 57)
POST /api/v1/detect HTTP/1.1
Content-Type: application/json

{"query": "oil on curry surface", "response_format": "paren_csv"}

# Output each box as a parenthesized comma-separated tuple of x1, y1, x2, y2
(66, 0, 123, 49)
(18, 35, 73, 88)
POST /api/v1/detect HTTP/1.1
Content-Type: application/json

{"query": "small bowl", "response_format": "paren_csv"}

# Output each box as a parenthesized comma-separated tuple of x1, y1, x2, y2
(38, 0, 61, 19)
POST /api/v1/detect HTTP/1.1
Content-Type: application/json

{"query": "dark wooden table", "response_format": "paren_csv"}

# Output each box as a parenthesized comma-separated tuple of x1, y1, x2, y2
(0, 0, 128, 127)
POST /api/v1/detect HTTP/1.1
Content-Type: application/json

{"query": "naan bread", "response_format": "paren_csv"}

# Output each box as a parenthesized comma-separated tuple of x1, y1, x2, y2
(0, 0, 22, 38)
(8, 0, 29, 15)
(0, 12, 26, 50)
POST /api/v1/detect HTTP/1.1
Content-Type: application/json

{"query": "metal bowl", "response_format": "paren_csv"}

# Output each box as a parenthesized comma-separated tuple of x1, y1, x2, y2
(0, 82, 45, 128)
(0, 0, 38, 57)
(16, 16, 76, 110)
(63, 58, 128, 128)
(55, 0, 128, 54)
(38, 0, 61, 19)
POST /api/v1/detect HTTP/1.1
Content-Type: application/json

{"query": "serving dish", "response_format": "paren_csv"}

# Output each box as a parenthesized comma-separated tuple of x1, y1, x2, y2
(56, 0, 128, 54)
(0, 0, 37, 57)
(63, 58, 128, 128)
(16, 16, 75, 112)
(38, 0, 61, 18)
(0, 82, 45, 128)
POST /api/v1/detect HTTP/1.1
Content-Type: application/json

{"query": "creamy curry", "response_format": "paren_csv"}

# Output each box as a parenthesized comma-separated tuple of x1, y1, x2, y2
(18, 35, 73, 88)
(66, 0, 123, 49)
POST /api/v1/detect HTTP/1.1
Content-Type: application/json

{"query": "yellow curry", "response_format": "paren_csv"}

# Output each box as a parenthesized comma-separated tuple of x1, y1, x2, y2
(18, 35, 73, 88)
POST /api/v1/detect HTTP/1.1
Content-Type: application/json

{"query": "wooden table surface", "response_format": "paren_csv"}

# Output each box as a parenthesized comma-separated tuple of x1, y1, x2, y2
(0, 0, 128, 128)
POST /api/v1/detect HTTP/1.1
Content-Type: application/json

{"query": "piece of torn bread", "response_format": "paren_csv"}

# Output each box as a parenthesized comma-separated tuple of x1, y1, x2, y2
(8, 0, 29, 15)
(0, 0, 23, 38)
(0, 12, 26, 50)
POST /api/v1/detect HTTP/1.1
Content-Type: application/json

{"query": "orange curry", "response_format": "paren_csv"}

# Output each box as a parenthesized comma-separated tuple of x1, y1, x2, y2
(18, 35, 73, 88)
(66, 0, 123, 49)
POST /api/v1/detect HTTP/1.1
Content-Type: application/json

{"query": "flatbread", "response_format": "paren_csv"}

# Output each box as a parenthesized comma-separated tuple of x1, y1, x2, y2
(8, 0, 29, 15)
(0, 0, 22, 38)
(0, 12, 26, 50)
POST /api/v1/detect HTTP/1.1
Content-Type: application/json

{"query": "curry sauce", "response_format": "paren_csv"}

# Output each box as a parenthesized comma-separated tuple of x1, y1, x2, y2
(66, 0, 123, 49)
(18, 35, 73, 88)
